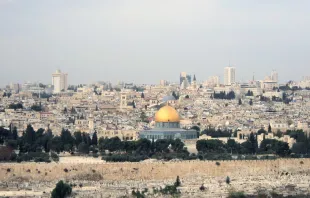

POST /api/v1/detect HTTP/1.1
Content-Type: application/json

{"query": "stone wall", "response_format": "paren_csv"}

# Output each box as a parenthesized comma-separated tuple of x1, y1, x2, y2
(0, 159, 308, 182)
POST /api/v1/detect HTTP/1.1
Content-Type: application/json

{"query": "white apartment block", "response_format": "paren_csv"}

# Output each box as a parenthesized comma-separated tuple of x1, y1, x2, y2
(52, 69, 68, 93)
(207, 76, 220, 87)
(224, 67, 235, 86)
(271, 70, 278, 83)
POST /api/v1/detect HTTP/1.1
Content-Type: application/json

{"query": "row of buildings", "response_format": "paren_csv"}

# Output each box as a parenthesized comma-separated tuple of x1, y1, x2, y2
(1, 77, 310, 149)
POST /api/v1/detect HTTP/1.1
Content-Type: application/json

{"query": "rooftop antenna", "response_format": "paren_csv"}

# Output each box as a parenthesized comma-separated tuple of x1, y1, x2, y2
(37, 82, 41, 99)
(253, 72, 255, 81)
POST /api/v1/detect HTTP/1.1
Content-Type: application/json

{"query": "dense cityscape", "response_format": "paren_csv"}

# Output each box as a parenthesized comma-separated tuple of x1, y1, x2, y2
(1, 67, 310, 197)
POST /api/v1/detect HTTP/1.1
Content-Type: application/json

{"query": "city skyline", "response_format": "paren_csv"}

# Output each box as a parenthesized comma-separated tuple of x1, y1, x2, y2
(1, 1, 310, 197)
(0, 67, 298, 87)
(1, 0, 310, 85)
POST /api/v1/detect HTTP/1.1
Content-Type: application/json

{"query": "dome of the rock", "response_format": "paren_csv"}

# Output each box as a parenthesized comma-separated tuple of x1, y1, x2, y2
(154, 105, 180, 123)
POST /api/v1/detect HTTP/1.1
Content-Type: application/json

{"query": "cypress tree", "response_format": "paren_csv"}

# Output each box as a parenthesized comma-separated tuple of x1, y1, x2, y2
(174, 176, 181, 187)
(92, 131, 98, 146)
(12, 127, 18, 140)
(268, 124, 272, 133)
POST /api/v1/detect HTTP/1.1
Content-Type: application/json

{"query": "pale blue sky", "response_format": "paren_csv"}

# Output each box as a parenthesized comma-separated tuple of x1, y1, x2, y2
(0, 0, 309, 85)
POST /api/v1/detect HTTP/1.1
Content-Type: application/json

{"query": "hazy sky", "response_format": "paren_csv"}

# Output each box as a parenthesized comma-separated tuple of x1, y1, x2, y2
(1, 0, 309, 86)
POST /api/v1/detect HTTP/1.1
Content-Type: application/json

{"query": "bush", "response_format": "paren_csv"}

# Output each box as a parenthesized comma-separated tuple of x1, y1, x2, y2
(34, 157, 50, 163)
(226, 176, 230, 184)
(103, 154, 148, 162)
(51, 152, 59, 162)
(51, 180, 72, 198)
(10, 152, 17, 161)
(201, 153, 231, 160)
(132, 190, 145, 198)
(152, 151, 191, 161)
(17, 152, 51, 163)
(78, 142, 89, 154)
(160, 185, 179, 195)
(228, 191, 246, 198)
(0, 146, 15, 161)
(174, 176, 181, 187)
(16, 157, 22, 163)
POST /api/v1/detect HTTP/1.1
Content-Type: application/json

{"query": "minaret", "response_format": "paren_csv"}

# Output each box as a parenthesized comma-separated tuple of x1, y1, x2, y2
(120, 91, 127, 109)
(192, 74, 197, 89)
(88, 114, 94, 131)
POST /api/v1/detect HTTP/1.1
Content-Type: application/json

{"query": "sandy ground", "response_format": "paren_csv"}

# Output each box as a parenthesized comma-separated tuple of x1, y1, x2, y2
(185, 144, 198, 154)
(1, 159, 310, 197)
(58, 156, 104, 164)
(0, 190, 46, 197)
(0, 187, 99, 197)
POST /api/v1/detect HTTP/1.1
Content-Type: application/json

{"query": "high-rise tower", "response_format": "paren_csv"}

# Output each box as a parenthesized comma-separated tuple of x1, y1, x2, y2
(52, 69, 68, 93)
(180, 72, 187, 85)
(224, 67, 235, 86)
(271, 70, 278, 83)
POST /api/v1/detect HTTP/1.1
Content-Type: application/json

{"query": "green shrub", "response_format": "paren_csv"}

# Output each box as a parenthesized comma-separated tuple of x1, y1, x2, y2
(174, 176, 181, 187)
(51, 180, 72, 198)
(10, 152, 17, 161)
(131, 190, 145, 198)
(17, 152, 51, 163)
(102, 154, 148, 162)
(226, 176, 230, 184)
(51, 152, 59, 162)
(34, 157, 51, 163)
(160, 185, 179, 195)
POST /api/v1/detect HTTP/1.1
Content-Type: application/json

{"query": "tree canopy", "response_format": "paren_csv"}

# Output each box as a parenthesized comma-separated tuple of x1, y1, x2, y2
(51, 180, 72, 198)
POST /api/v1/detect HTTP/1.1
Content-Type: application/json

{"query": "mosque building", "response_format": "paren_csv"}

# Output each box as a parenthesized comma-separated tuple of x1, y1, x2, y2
(139, 105, 197, 140)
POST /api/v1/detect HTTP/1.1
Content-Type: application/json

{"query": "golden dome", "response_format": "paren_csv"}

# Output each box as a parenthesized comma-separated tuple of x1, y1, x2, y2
(155, 105, 180, 122)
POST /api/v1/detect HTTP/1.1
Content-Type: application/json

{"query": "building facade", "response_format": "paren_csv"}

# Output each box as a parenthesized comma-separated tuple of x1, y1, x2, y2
(139, 105, 197, 140)
(271, 70, 278, 83)
(180, 72, 192, 86)
(52, 69, 68, 93)
(224, 66, 236, 86)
